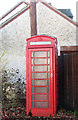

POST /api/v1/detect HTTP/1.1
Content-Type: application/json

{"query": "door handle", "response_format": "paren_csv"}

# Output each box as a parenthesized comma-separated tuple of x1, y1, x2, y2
(51, 73, 53, 78)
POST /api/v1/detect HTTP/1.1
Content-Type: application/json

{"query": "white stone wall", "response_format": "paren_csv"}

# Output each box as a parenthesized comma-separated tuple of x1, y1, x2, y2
(0, 2, 77, 80)
(76, 1, 78, 22)
(37, 2, 76, 47)
(0, 10, 31, 80)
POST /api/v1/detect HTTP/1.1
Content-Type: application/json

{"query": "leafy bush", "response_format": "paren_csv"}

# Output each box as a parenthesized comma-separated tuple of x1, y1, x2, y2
(0, 51, 26, 118)
(0, 50, 7, 101)
(2, 68, 26, 111)
(0, 50, 8, 119)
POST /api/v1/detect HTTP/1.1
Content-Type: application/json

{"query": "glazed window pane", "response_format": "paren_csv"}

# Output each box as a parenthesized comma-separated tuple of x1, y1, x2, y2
(34, 73, 47, 79)
(34, 66, 47, 71)
(34, 80, 47, 86)
(35, 102, 47, 108)
(34, 87, 47, 93)
(35, 94, 47, 100)
(34, 51, 47, 57)
(34, 59, 47, 64)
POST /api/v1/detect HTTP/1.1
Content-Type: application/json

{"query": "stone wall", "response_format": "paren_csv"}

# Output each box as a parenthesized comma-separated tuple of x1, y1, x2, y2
(0, 10, 30, 80)
(37, 2, 76, 47)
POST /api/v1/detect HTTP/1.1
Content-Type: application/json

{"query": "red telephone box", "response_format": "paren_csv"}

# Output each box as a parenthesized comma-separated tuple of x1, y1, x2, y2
(26, 35, 58, 117)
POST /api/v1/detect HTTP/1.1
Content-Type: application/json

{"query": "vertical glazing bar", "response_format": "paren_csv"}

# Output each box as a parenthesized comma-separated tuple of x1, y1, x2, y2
(29, 50, 32, 111)
(50, 48, 53, 115)
(47, 51, 48, 108)
(53, 49, 56, 113)
(33, 52, 35, 108)
(26, 48, 29, 114)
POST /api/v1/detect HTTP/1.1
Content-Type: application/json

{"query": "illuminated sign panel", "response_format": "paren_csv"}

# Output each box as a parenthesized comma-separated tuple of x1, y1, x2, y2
(30, 41, 51, 45)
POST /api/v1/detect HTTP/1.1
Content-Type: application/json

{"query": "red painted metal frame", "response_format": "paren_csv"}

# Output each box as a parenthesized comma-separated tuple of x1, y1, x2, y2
(29, 48, 52, 116)
(26, 35, 57, 49)
(26, 35, 57, 117)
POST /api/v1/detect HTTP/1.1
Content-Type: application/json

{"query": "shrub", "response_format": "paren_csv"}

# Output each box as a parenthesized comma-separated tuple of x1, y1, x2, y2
(2, 68, 26, 111)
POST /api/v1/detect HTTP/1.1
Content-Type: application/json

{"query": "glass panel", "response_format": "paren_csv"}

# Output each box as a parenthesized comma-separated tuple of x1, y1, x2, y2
(34, 87, 47, 93)
(48, 102, 50, 108)
(48, 73, 50, 78)
(32, 87, 33, 93)
(35, 102, 47, 108)
(31, 73, 33, 79)
(32, 102, 33, 108)
(35, 80, 47, 86)
(34, 51, 46, 57)
(32, 94, 33, 100)
(48, 94, 50, 101)
(48, 51, 49, 57)
(30, 41, 51, 45)
(31, 66, 33, 71)
(48, 58, 50, 64)
(34, 59, 47, 64)
(34, 73, 47, 79)
(34, 66, 47, 71)
(48, 87, 50, 93)
(31, 80, 33, 85)
(31, 52, 33, 57)
(48, 66, 50, 71)
(48, 80, 50, 86)
(35, 94, 47, 100)
(31, 59, 33, 64)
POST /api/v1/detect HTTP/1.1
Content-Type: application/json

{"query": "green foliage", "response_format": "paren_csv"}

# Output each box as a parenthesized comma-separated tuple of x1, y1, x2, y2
(73, 111, 78, 116)
(66, 110, 78, 117)
(66, 110, 72, 114)
(0, 50, 8, 119)
(2, 68, 26, 111)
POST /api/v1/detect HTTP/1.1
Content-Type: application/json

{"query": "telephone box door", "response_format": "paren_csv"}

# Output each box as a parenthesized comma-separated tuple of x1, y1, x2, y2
(29, 48, 53, 117)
